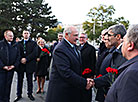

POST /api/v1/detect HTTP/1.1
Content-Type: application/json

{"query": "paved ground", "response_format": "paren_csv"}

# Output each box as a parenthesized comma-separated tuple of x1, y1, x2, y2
(10, 72, 97, 102)
(10, 72, 48, 102)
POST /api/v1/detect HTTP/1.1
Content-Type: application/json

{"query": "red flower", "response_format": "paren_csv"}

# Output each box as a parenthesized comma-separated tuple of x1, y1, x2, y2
(96, 74, 102, 78)
(82, 68, 92, 75)
(106, 67, 118, 85)
(42, 48, 50, 54)
(106, 67, 118, 74)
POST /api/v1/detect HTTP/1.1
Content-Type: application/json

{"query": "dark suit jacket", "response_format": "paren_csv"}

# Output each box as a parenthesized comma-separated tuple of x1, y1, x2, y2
(96, 42, 108, 75)
(46, 39, 87, 102)
(0, 39, 20, 71)
(79, 42, 96, 78)
(95, 46, 127, 102)
(94, 47, 127, 88)
(105, 55, 138, 102)
(16, 38, 37, 74)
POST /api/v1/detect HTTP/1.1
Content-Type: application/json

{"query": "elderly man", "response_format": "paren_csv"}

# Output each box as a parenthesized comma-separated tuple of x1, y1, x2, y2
(78, 33, 96, 102)
(105, 24, 138, 102)
(46, 26, 93, 102)
(0, 30, 20, 102)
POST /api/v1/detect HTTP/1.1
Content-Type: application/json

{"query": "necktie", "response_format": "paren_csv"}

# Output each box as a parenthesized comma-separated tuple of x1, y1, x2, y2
(24, 40, 26, 54)
(73, 45, 80, 59)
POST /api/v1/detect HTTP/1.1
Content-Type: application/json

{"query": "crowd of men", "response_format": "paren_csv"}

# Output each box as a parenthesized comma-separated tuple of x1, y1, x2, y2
(0, 24, 138, 102)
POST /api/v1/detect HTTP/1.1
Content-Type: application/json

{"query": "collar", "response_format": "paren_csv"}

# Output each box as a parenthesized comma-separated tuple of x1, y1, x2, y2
(118, 55, 138, 71)
(64, 38, 74, 48)
(117, 43, 123, 49)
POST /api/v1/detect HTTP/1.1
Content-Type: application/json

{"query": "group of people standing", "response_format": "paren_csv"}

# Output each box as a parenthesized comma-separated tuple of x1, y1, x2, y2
(46, 24, 138, 102)
(0, 30, 51, 102)
(0, 23, 138, 102)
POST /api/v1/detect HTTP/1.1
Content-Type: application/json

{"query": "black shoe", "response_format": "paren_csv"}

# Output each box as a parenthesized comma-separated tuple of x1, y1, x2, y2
(14, 96, 22, 102)
(36, 89, 41, 94)
(28, 94, 35, 101)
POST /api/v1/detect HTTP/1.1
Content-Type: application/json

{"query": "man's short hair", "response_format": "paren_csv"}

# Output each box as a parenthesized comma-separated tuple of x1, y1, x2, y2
(108, 24, 126, 38)
(4, 30, 13, 36)
(127, 24, 138, 49)
(79, 33, 87, 38)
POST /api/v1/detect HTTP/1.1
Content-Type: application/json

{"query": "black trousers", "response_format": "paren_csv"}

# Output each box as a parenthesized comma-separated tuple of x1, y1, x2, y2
(81, 89, 92, 102)
(16, 72, 33, 96)
(0, 70, 14, 102)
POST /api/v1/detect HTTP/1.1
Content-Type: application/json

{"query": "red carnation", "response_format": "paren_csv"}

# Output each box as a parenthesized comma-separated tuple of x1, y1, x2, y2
(82, 68, 92, 75)
(96, 74, 102, 78)
(42, 48, 50, 54)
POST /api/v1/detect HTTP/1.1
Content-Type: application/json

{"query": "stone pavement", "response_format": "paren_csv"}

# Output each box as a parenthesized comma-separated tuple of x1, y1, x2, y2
(10, 72, 97, 102)
(10, 72, 48, 102)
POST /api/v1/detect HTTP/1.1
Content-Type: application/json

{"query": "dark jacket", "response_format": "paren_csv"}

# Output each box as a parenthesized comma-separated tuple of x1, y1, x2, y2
(105, 55, 138, 102)
(0, 39, 20, 71)
(79, 42, 96, 78)
(46, 39, 87, 102)
(94, 46, 127, 88)
(16, 38, 37, 74)
(36, 46, 51, 76)
(96, 42, 108, 75)
(95, 46, 127, 102)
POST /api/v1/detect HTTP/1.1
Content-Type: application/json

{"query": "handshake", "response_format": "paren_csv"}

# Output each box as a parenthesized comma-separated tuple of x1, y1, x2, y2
(86, 78, 95, 90)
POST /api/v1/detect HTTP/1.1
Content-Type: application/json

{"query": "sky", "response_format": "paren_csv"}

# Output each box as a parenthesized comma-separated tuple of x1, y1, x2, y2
(46, 0, 137, 25)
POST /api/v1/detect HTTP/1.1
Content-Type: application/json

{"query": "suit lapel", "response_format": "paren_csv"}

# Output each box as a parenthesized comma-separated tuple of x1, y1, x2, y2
(62, 39, 81, 63)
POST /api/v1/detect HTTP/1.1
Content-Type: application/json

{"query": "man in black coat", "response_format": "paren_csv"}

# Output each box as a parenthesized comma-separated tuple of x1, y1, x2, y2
(14, 30, 37, 102)
(50, 32, 63, 53)
(0, 30, 20, 102)
(105, 24, 138, 102)
(78, 33, 96, 102)
(94, 24, 127, 102)
(46, 26, 93, 102)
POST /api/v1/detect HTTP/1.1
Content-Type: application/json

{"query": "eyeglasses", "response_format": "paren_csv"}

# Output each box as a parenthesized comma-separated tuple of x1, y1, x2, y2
(79, 37, 86, 39)
(105, 33, 117, 37)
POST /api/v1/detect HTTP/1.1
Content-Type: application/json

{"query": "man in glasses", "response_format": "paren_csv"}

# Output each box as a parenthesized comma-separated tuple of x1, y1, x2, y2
(78, 33, 96, 102)
(106, 24, 138, 102)
(94, 24, 127, 102)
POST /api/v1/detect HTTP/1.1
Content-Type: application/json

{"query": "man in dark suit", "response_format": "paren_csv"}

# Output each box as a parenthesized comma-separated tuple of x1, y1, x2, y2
(94, 24, 127, 102)
(14, 30, 37, 102)
(51, 32, 63, 53)
(96, 29, 108, 76)
(78, 33, 96, 102)
(46, 26, 93, 102)
(49, 32, 63, 76)
(105, 24, 138, 102)
(0, 30, 20, 102)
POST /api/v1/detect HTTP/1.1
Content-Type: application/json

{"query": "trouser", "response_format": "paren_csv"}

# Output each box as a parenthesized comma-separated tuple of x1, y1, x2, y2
(81, 88, 92, 102)
(16, 72, 33, 96)
(95, 88, 105, 102)
(0, 70, 14, 102)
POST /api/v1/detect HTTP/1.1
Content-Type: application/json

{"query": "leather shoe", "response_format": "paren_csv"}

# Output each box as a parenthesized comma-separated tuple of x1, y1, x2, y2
(14, 96, 22, 102)
(28, 94, 35, 101)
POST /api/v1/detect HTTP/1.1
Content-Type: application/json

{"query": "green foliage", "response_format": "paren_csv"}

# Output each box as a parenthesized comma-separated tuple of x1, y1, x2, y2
(0, 0, 57, 40)
(37, 25, 64, 42)
(83, 4, 130, 42)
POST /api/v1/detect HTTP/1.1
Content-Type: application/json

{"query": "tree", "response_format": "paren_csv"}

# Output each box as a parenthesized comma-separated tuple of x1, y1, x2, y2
(0, 0, 57, 40)
(83, 4, 129, 41)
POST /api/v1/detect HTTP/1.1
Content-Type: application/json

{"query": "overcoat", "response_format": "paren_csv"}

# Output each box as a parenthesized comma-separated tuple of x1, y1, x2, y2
(79, 42, 96, 78)
(16, 38, 37, 73)
(46, 39, 87, 102)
